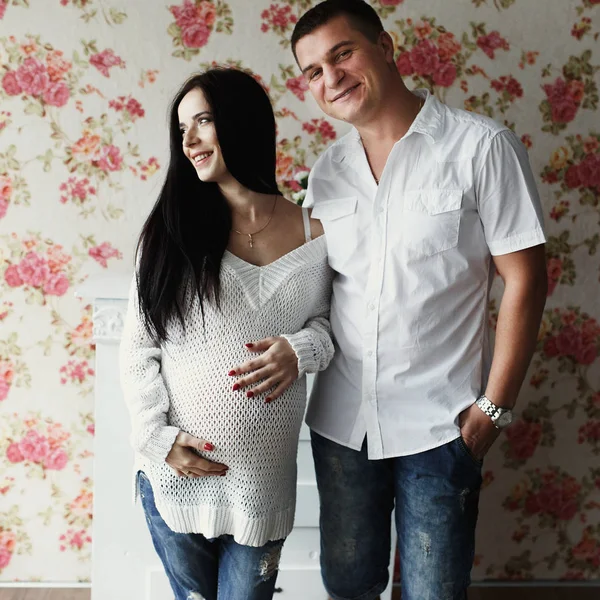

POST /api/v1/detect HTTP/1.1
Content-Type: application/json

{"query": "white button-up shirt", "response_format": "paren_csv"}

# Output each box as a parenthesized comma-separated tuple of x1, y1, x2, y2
(304, 90, 546, 459)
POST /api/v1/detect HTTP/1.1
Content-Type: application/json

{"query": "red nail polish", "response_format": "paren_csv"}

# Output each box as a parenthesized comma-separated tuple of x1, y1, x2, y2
(204, 442, 214, 451)
(220, 472, 227, 476)
(232, 384, 240, 391)
(265, 397, 272, 404)
(246, 391, 254, 398)
(245, 343, 254, 348)
(228, 370, 236, 376)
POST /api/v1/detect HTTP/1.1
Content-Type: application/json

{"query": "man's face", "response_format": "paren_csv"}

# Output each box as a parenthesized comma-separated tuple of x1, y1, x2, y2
(295, 15, 393, 125)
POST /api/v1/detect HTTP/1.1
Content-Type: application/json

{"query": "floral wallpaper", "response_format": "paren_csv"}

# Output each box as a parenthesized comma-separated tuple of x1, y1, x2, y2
(0, 0, 599, 584)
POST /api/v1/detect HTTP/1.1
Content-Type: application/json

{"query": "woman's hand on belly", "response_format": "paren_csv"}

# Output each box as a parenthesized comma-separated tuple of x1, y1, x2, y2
(166, 431, 229, 478)
(228, 336, 299, 404)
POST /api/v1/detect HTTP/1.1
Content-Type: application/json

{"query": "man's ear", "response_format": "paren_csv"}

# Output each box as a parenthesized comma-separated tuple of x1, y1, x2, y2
(378, 31, 395, 64)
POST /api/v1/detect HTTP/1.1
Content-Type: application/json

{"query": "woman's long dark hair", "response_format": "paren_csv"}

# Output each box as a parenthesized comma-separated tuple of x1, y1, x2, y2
(136, 68, 280, 342)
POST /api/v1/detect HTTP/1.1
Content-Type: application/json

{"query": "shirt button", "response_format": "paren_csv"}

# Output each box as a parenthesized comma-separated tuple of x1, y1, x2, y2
(368, 303, 375, 311)
(367, 350, 373, 357)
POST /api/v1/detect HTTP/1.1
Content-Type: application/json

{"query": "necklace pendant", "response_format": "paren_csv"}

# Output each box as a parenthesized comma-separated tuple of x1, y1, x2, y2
(248, 234, 254, 249)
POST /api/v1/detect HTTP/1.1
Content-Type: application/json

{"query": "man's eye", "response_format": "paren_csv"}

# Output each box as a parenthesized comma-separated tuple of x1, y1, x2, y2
(337, 50, 350, 60)
(310, 70, 322, 81)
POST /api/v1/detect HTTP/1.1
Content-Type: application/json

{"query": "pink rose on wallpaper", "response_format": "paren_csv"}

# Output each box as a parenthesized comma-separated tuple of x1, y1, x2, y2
(89, 242, 122, 268)
(556, 325, 582, 356)
(437, 32, 461, 62)
(6, 442, 23, 463)
(380, 0, 403, 5)
(47, 245, 72, 274)
(44, 447, 68, 470)
(0, 360, 13, 402)
(1, 71, 22, 96)
(87, 424, 95, 435)
(286, 76, 309, 101)
(43, 81, 70, 107)
(577, 153, 600, 188)
(94, 144, 123, 172)
(410, 39, 440, 76)
(546, 257, 562, 296)
(564, 164, 581, 188)
(90, 49, 125, 77)
(0, 377, 9, 402)
(504, 420, 542, 461)
(543, 78, 579, 124)
(0, 198, 7, 220)
(43, 272, 69, 296)
(126, 97, 144, 118)
(0, 0, 7, 20)
(433, 62, 457, 87)
(181, 22, 211, 48)
(0, 547, 12, 570)
(4, 265, 23, 287)
(18, 430, 50, 463)
(396, 52, 413, 76)
(536, 480, 581, 521)
(170, 0, 200, 26)
(46, 50, 72, 82)
(17, 251, 50, 287)
(15, 57, 50, 96)
(0, 175, 12, 201)
(476, 31, 509, 59)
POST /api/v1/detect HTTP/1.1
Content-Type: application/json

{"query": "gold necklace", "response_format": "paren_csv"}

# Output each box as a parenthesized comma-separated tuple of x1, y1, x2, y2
(232, 195, 278, 249)
(374, 96, 424, 185)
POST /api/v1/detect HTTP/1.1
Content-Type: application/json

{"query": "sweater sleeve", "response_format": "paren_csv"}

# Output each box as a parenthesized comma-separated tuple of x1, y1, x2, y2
(119, 276, 180, 463)
(281, 263, 335, 379)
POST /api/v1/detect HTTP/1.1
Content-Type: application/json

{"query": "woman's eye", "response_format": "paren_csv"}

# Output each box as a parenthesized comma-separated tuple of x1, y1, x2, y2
(337, 50, 350, 60)
(310, 70, 322, 81)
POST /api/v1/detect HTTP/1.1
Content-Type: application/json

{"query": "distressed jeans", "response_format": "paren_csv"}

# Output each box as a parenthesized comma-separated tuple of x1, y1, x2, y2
(311, 432, 482, 600)
(138, 472, 284, 600)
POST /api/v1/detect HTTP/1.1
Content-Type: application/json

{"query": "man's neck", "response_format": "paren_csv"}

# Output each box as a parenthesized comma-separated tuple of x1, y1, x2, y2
(356, 85, 421, 151)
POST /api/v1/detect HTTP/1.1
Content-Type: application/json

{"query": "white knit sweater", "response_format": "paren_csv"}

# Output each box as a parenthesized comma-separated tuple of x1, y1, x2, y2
(119, 234, 334, 546)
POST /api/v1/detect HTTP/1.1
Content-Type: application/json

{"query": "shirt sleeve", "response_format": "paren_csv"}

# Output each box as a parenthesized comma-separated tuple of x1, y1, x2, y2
(475, 129, 546, 256)
(119, 276, 180, 463)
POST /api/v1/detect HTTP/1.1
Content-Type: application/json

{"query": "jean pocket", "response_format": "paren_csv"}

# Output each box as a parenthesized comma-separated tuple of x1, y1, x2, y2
(456, 436, 484, 468)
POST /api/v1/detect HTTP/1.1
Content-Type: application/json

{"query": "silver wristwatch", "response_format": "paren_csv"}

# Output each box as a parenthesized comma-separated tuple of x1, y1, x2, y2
(475, 395, 513, 429)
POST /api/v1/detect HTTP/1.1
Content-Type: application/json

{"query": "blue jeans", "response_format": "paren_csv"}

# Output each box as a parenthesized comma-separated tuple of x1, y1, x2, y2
(311, 432, 482, 600)
(138, 472, 284, 600)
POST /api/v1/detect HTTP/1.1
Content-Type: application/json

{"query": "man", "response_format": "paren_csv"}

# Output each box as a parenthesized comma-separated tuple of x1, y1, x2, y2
(290, 1, 548, 599)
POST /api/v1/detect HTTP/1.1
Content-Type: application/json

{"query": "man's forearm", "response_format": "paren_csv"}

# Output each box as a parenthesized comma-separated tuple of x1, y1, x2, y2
(484, 276, 547, 409)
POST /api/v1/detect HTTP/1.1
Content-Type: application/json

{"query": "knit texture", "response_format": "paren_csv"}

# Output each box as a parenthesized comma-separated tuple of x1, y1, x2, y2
(119, 235, 334, 546)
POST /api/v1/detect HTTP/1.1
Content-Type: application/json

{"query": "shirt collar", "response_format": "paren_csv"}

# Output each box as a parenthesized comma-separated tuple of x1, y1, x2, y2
(331, 88, 446, 166)
(407, 88, 445, 145)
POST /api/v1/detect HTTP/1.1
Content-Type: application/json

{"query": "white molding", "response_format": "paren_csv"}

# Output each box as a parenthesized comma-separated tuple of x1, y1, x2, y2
(92, 301, 127, 343)
(76, 272, 132, 302)
(0, 582, 91, 588)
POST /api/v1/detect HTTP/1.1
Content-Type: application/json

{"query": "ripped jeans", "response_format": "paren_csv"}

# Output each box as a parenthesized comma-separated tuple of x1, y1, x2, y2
(311, 432, 482, 600)
(138, 472, 284, 600)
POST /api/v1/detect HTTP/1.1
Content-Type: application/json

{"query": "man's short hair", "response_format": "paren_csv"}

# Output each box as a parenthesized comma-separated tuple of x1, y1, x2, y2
(291, 0, 384, 61)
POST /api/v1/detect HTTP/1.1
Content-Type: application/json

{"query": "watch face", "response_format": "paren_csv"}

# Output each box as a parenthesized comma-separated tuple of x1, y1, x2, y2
(496, 412, 513, 428)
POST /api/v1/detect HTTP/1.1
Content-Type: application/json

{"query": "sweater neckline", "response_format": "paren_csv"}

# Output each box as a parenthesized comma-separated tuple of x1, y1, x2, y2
(222, 235, 325, 271)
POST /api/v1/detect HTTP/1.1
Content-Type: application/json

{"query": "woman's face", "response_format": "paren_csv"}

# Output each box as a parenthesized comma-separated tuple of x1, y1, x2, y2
(178, 87, 228, 183)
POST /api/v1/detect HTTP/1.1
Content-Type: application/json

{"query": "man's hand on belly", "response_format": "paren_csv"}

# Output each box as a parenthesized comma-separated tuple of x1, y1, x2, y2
(228, 336, 299, 404)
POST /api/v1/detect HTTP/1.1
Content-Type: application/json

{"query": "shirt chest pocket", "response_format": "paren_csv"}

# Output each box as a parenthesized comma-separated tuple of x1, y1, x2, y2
(401, 189, 463, 260)
(311, 196, 358, 271)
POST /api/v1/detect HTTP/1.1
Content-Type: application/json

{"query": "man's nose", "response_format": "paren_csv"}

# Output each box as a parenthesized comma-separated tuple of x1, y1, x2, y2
(323, 64, 344, 89)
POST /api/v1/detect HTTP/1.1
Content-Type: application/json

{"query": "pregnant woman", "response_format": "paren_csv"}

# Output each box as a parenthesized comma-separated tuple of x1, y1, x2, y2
(119, 68, 334, 600)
